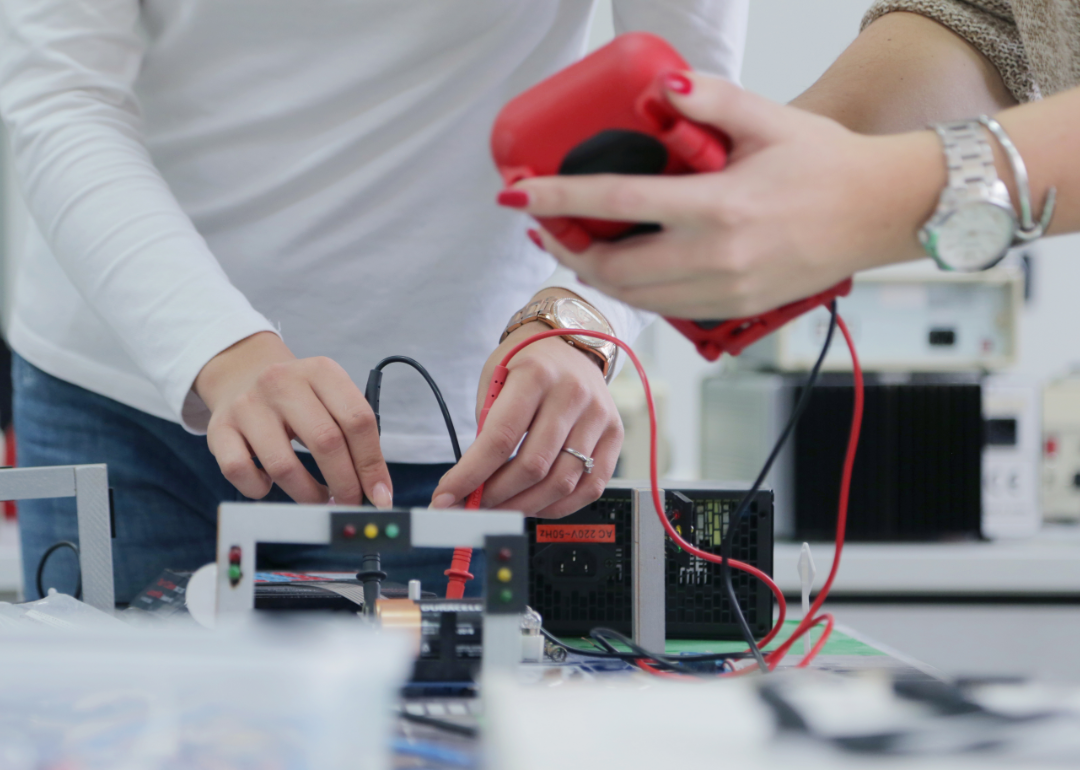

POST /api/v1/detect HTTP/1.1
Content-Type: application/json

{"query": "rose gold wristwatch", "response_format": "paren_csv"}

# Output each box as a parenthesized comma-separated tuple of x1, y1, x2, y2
(501, 296, 618, 382)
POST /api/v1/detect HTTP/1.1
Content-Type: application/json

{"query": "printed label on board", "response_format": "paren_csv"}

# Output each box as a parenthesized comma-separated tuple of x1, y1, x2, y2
(536, 524, 616, 543)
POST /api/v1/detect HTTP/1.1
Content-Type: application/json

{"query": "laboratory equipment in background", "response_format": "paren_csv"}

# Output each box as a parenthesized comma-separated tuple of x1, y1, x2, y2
(740, 261, 1022, 373)
(982, 379, 1041, 538)
(702, 372, 795, 535)
(703, 373, 1040, 541)
(610, 366, 671, 478)
(1042, 374, 1080, 521)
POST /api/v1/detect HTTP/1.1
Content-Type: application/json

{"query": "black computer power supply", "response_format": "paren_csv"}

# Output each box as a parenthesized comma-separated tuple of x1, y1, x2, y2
(526, 483, 774, 640)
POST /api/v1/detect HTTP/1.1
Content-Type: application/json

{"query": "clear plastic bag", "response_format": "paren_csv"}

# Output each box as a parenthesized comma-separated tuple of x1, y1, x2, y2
(0, 615, 411, 769)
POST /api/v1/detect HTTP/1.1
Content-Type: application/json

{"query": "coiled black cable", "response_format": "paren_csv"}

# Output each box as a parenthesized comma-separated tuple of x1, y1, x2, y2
(366, 356, 462, 461)
(35, 540, 82, 600)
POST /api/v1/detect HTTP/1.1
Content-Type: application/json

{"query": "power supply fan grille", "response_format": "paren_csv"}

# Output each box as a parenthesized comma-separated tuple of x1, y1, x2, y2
(527, 487, 773, 640)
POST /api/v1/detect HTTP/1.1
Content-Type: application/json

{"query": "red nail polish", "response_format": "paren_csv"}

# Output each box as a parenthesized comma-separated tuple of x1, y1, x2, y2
(526, 229, 544, 249)
(662, 72, 693, 95)
(497, 189, 530, 208)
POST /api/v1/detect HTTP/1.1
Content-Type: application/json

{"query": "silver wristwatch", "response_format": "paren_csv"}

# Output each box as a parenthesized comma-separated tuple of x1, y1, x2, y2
(919, 120, 1016, 271)
(920, 118, 1055, 272)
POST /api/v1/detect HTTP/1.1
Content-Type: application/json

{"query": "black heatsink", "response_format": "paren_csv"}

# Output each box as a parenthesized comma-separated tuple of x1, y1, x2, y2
(793, 377, 982, 542)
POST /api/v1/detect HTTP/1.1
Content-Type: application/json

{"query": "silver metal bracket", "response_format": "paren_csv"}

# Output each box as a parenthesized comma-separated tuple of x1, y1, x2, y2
(631, 487, 666, 652)
(0, 465, 113, 612)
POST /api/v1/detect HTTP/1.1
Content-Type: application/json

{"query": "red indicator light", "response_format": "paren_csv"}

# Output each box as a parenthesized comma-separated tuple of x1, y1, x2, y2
(497, 547, 513, 562)
(228, 546, 241, 565)
(343, 524, 357, 539)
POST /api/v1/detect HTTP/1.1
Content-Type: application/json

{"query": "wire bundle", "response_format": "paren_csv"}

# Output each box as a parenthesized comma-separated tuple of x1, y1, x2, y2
(463, 307, 864, 675)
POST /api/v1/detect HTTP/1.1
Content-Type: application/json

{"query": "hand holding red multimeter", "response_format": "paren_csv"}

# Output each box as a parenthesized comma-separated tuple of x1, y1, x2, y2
(490, 32, 851, 361)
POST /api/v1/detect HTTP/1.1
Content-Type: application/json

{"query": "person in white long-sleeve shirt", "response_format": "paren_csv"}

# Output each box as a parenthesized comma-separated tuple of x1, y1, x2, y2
(0, 0, 747, 601)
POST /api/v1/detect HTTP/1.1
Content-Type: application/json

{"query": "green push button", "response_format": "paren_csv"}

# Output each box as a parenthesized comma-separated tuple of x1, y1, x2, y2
(228, 564, 242, 583)
(499, 588, 513, 604)
(385, 523, 400, 539)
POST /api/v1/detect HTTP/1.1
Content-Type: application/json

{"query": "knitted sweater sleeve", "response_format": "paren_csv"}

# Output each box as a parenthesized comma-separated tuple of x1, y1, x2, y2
(862, 0, 1039, 101)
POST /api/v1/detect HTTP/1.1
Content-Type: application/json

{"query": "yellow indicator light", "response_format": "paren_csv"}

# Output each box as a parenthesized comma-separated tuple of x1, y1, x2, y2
(496, 567, 513, 583)
(364, 523, 379, 539)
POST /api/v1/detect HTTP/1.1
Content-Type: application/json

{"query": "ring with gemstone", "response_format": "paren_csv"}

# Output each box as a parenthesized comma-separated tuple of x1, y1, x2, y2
(561, 447, 594, 473)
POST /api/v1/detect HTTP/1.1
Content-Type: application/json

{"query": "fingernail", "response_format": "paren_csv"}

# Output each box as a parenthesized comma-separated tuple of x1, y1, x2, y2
(527, 229, 545, 250)
(431, 492, 456, 509)
(663, 72, 693, 95)
(371, 482, 392, 510)
(497, 189, 530, 208)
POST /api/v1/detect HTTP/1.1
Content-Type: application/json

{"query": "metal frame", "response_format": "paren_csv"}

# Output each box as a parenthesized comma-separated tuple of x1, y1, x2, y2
(0, 465, 113, 612)
(631, 487, 665, 651)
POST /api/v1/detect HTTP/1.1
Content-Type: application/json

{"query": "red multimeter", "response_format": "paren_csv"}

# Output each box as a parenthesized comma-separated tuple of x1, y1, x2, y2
(490, 32, 851, 361)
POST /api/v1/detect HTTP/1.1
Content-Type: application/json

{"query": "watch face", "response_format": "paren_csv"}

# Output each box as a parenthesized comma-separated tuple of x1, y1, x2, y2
(934, 202, 1015, 271)
(554, 299, 613, 348)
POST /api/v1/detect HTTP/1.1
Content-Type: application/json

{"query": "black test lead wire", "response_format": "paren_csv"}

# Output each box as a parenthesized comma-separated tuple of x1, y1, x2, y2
(718, 299, 838, 672)
(366, 355, 463, 462)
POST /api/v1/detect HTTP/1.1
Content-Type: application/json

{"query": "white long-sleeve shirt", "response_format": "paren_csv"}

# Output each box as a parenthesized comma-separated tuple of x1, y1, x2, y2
(0, 0, 747, 464)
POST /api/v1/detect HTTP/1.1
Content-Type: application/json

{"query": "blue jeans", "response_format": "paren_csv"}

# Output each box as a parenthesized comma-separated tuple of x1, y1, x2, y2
(13, 355, 482, 603)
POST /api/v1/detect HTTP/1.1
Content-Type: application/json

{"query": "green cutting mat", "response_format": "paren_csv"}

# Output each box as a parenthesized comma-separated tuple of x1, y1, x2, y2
(666, 621, 884, 657)
(562, 621, 883, 658)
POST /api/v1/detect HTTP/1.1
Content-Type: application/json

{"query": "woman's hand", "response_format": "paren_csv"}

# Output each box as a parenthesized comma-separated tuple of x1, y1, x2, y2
(195, 332, 392, 507)
(429, 305, 623, 518)
(499, 73, 945, 320)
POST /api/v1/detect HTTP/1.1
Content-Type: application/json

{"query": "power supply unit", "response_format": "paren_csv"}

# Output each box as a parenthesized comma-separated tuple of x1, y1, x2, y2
(526, 481, 774, 642)
(739, 262, 1022, 373)
(1042, 375, 1080, 522)
(981, 380, 1040, 538)
(702, 372, 1037, 542)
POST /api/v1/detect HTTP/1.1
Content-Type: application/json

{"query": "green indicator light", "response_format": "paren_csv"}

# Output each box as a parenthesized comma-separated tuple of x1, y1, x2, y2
(385, 523, 400, 539)
(228, 564, 242, 582)
(499, 588, 513, 603)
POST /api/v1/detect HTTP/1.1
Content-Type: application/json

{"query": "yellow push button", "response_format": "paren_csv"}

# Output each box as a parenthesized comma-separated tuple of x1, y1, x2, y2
(364, 523, 379, 539)
(496, 567, 513, 583)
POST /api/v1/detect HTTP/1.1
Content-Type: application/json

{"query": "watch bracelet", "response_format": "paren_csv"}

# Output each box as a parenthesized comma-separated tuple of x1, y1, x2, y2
(499, 295, 615, 378)
(922, 119, 1015, 271)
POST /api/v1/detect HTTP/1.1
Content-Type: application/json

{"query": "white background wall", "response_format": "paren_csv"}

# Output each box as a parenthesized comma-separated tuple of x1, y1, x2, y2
(591, 0, 1080, 479)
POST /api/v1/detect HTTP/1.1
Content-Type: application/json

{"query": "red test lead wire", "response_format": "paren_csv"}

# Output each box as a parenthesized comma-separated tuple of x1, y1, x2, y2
(449, 332, 789, 641)
(760, 315, 861, 669)
(445, 319, 862, 673)
(444, 364, 510, 599)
